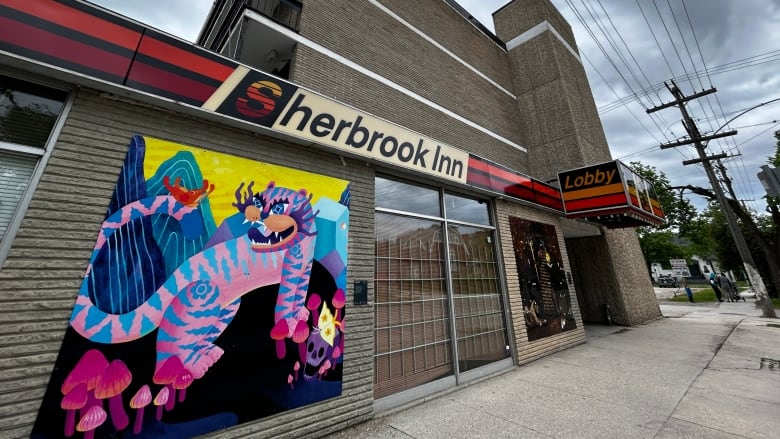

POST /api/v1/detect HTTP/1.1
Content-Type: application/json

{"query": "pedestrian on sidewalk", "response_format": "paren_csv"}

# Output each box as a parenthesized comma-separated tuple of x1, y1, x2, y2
(709, 271, 724, 302)
(683, 278, 694, 303)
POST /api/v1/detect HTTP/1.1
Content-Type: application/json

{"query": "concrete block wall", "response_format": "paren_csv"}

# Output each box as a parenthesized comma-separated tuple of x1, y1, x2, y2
(566, 230, 660, 326)
(495, 201, 586, 365)
(0, 88, 376, 438)
(496, 8, 611, 182)
(493, 0, 659, 326)
(292, 0, 530, 173)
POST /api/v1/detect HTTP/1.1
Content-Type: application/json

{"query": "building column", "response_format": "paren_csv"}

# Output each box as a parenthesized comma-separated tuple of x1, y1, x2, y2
(493, 0, 660, 325)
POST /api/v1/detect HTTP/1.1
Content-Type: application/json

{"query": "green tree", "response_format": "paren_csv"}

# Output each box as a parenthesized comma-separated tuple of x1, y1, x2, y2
(628, 162, 699, 271)
(629, 161, 697, 231)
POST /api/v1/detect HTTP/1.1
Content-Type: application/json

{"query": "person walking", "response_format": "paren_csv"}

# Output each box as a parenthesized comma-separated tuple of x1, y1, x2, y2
(682, 278, 695, 303)
(709, 271, 723, 302)
(718, 272, 735, 302)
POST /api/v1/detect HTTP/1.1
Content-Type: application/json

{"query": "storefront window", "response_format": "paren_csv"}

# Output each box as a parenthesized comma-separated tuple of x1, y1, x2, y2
(374, 213, 452, 398)
(374, 178, 509, 398)
(444, 192, 490, 225)
(376, 176, 440, 217)
(0, 75, 67, 246)
(447, 223, 505, 372)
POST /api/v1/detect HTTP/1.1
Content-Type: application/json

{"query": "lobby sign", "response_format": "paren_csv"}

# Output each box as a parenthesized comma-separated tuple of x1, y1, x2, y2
(558, 160, 665, 227)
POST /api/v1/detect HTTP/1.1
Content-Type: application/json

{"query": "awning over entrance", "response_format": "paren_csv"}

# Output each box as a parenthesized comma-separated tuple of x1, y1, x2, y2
(557, 160, 665, 228)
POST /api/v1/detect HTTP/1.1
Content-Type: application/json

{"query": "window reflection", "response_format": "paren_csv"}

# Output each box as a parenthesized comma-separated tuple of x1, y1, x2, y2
(0, 75, 66, 148)
(376, 176, 440, 217)
(444, 192, 490, 225)
(374, 213, 452, 398)
(447, 224, 506, 372)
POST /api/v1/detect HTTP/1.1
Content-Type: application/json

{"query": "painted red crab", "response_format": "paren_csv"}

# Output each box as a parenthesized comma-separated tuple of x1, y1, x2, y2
(162, 176, 215, 207)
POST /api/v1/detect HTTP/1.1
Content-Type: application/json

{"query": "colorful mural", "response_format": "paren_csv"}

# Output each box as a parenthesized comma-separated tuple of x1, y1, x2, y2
(508, 217, 576, 342)
(32, 135, 350, 438)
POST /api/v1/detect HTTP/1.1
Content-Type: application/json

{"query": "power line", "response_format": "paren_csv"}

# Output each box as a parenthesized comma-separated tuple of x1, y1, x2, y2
(566, 0, 672, 141)
(598, 50, 780, 114)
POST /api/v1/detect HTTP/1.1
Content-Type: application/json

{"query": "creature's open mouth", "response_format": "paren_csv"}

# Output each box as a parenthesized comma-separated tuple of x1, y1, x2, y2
(249, 225, 295, 249)
(303, 362, 320, 380)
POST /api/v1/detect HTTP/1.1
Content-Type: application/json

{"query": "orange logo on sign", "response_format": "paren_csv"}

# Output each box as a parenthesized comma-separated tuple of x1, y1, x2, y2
(235, 80, 283, 118)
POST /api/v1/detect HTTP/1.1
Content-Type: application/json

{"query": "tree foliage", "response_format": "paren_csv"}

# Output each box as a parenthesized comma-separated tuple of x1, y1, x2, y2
(628, 162, 697, 269)
(628, 161, 696, 231)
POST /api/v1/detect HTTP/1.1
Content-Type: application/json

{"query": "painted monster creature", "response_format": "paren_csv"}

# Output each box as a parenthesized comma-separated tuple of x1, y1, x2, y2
(69, 180, 317, 380)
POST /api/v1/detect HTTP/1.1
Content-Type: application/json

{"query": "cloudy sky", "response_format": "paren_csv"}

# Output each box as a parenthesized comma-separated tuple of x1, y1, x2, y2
(89, 0, 780, 214)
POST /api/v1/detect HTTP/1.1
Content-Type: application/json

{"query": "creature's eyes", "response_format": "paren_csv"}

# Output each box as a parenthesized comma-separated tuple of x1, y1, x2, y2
(253, 197, 263, 208)
(270, 201, 288, 215)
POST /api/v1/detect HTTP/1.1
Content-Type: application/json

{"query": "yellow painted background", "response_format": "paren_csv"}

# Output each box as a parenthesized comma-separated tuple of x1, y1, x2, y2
(143, 137, 349, 224)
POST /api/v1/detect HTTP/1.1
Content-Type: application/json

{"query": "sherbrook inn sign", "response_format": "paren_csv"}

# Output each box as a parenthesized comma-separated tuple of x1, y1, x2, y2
(201, 65, 469, 184)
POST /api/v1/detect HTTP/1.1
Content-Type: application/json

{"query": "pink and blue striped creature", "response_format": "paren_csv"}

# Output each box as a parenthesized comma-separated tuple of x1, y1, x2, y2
(69, 181, 317, 379)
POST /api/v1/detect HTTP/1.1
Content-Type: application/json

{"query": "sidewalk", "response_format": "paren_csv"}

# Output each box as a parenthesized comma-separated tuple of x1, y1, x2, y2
(333, 300, 780, 438)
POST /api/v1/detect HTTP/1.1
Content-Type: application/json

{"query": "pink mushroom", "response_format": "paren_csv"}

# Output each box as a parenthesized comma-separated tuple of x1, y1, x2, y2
(129, 385, 152, 435)
(318, 359, 332, 380)
(94, 359, 132, 430)
(271, 319, 289, 359)
(61, 349, 109, 411)
(153, 387, 169, 421)
(332, 289, 346, 309)
(307, 294, 322, 323)
(306, 293, 321, 311)
(153, 356, 184, 411)
(292, 320, 309, 344)
(173, 370, 193, 403)
(287, 374, 294, 389)
(293, 361, 300, 381)
(76, 405, 107, 439)
(61, 383, 87, 437)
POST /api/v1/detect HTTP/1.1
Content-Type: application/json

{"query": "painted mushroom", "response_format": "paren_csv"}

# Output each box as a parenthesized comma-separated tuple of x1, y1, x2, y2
(153, 355, 184, 411)
(153, 387, 169, 421)
(61, 349, 109, 411)
(307, 293, 322, 323)
(173, 369, 193, 403)
(94, 359, 132, 430)
(60, 383, 87, 437)
(76, 405, 107, 439)
(271, 319, 289, 359)
(332, 288, 346, 310)
(129, 385, 152, 435)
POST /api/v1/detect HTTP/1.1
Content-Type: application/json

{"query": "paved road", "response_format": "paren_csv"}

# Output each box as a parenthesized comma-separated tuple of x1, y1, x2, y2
(333, 300, 780, 438)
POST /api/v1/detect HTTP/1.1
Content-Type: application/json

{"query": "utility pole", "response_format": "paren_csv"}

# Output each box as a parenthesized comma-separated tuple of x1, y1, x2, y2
(647, 80, 777, 318)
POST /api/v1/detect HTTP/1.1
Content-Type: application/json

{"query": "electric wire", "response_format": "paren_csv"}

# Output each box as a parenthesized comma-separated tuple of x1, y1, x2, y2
(679, 0, 757, 210)
(578, 0, 673, 132)
(599, 50, 780, 114)
(566, 0, 672, 141)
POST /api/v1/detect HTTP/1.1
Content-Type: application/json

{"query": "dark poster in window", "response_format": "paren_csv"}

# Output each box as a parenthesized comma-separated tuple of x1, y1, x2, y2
(508, 216, 577, 341)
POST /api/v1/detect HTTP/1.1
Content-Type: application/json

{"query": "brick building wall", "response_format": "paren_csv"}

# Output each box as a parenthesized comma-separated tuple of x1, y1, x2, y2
(292, 0, 530, 173)
(495, 201, 587, 364)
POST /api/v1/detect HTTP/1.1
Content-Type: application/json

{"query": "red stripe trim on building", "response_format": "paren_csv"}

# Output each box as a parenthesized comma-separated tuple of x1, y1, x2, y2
(466, 155, 563, 212)
(1, 0, 142, 51)
(0, 16, 133, 79)
(126, 61, 219, 105)
(565, 194, 630, 211)
(137, 35, 235, 82)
